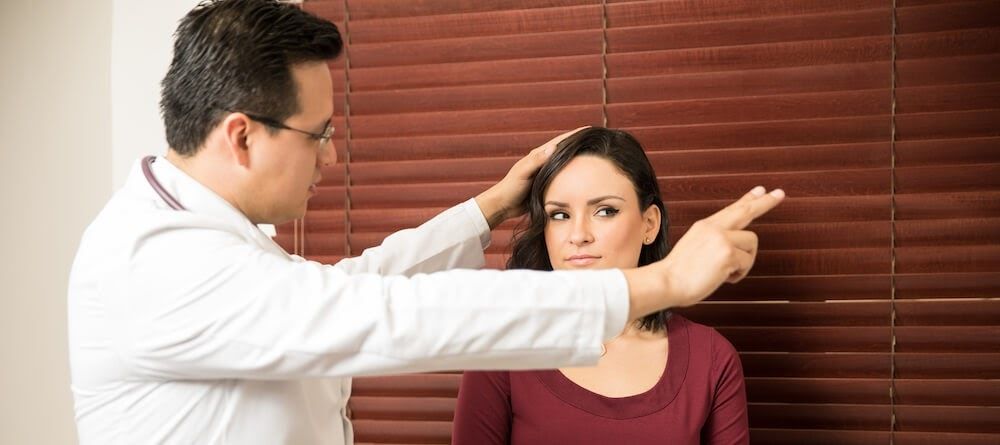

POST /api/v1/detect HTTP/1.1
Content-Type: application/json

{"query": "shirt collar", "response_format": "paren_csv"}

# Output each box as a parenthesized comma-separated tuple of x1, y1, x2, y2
(125, 156, 286, 253)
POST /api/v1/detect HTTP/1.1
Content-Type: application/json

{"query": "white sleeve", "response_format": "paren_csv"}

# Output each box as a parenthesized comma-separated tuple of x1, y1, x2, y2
(106, 216, 628, 380)
(328, 199, 491, 276)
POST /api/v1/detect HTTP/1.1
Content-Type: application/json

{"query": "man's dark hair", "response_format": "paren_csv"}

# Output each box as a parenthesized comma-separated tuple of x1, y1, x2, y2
(161, 0, 342, 155)
(507, 127, 672, 332)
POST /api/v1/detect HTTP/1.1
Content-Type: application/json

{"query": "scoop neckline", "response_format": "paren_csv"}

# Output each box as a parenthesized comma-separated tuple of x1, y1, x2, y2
(535, 314, 690, 419)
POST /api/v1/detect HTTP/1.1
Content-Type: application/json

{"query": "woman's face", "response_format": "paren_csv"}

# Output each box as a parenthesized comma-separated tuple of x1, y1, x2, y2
(543, 155, 661, 271)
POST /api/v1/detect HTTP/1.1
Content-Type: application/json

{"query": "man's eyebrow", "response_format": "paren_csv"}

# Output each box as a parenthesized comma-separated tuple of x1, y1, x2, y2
(313, 114, 334, 132)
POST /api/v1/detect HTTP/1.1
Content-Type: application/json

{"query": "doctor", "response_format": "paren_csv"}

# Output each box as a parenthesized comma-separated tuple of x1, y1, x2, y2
(68, 0, 784, 444)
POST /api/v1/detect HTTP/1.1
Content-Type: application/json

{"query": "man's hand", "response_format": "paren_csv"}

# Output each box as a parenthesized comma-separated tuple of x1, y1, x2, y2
(474, 127, 589, 229)
(623, 186, 785, 321)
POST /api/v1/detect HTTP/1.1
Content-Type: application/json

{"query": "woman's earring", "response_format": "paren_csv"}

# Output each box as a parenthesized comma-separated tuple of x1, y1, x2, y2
(644, 237, 651, 244)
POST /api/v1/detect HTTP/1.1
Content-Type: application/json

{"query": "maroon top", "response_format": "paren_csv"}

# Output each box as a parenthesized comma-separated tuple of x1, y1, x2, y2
(452, 315, 749, 445)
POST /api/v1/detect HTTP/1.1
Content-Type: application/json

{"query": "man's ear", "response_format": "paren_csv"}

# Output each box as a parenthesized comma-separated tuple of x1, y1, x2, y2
(221, 112, 252, 168)
(643, 204, 662, 244)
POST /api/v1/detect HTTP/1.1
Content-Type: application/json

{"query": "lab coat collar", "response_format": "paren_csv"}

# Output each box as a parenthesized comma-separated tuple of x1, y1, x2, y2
(125, 156, 287, 255)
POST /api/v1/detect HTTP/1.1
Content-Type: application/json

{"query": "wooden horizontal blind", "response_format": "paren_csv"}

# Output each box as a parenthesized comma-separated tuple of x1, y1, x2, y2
(276, 0, 1000, 443)
(275, 2, 349, 263)
(300, 1, 608, 443)
(608, 0, 892, 444)
(891, 1, 1000, 444)
(606, 1, 898, 443)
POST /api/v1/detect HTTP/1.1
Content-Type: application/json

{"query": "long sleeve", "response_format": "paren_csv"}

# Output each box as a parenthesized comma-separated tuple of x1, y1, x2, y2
(452, 371, 513, 445)
(96, 208, 627, 381)
(327, 199, 491, 276)
(68, 158, 630, 444)
(701, 333, 750, 445)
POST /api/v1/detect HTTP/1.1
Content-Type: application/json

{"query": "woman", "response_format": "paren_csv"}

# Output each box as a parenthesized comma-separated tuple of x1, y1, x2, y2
(452, 128, 750, 444)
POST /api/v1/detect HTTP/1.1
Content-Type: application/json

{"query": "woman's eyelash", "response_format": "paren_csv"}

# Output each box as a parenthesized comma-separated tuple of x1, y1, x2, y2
(548, 207, 619, 219)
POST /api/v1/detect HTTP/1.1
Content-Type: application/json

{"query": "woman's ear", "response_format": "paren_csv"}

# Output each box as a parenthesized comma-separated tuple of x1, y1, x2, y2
(221, 112, 252, 168)
(642, 204, 662, 244)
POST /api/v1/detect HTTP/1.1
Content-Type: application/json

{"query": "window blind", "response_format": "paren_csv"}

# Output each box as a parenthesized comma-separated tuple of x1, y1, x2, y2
(275, 1, 999, 443)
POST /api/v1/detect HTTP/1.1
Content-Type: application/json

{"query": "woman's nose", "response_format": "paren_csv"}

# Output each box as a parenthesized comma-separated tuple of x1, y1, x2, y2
(568, 218, 594, 245)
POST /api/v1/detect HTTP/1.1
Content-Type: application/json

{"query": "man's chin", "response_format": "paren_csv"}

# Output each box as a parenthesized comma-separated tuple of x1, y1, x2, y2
(262, 208, 307, 226)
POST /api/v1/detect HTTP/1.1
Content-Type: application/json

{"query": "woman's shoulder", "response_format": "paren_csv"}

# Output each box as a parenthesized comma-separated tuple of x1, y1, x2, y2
(672, 314, 740, 361)
(460, 370, 511, 391)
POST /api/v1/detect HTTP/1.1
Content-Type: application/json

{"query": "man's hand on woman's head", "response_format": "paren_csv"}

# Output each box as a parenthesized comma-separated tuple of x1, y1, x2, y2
(475, 126, 590, 229)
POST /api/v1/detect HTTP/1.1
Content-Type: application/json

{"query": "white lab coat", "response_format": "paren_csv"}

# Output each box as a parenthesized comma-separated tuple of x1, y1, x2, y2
(68, 157, 628, 444)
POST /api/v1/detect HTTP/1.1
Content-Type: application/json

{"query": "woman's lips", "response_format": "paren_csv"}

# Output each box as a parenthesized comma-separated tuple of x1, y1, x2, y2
(565, 255, 600, 266)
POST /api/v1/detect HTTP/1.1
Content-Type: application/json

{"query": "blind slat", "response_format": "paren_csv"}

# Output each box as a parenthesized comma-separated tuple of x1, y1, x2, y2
(896, 54, 1000, 86)
(626, 115, 892, 150)
(345, 0, 594, 20)
(895, 379, 1000, 406)
(351, 419, 451, 444)
(895, 218, 1000, 246)
(349, 143, 892, 185)
(894, 405, 1000, 433)
(896, 28, 1000, 59)
(895, 191, 1000, 220)
(712, 275, 890, 301)
(895, 353, 1000, 378)
(895, 245, 1000, 273)
(608, 9, 890, 54)
(349, 79, 602, 115)
(896, 136, 1000, 166)
(608, 36, 891, 78)
(896, 82, 1000, 113)
(349, 396, 455, 421)
(681, 301, 890, 327)
(745, 378, 889, 404)
(893, 431, 1000, 445)
(608, 62, 891, 103)
(608, 90, 891, 127)
(351, 54, 603, 90)
(350, 105, 603, 138)
(606, 0, 888, 27)
(748, 403, 890, 430)
(350, 29, 602, 68)
(749, 428, 888, 445)
(896, 0, 1000, 34)
(895, 326, 1000, 353)
(741, 352, 890, 378)
(349, 5, 602, 43)
(352, 374, 460, 398)
(895, 272, 1000, 298)
(895, 109, 1000, 139)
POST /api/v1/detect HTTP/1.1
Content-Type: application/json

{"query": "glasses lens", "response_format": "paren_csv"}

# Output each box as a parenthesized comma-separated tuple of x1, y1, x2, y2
(319, 124, 334, 147)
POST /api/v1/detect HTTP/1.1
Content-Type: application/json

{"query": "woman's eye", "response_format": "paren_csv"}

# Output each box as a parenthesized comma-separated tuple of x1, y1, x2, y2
(596, 207, 620, 217)
(549, 211, 569, 221)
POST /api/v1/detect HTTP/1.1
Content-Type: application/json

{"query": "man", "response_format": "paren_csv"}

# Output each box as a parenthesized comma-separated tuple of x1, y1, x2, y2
(68, 1, 784, 443)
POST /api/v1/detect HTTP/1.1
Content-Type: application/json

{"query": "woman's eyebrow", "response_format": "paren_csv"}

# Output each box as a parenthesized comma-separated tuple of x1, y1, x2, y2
(588, 195, 625, 205)
(544, 195, 625, 207)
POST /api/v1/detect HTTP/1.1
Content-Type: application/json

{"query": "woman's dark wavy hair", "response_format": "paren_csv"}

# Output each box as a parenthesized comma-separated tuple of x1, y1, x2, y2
(161, 0, 342, 156)
(507, 127, 672, 332)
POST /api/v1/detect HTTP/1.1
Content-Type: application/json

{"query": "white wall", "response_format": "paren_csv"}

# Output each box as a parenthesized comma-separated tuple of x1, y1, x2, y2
(111, 0, 201, 188)
(0, 0, 112, 443)
(0, 1, 201, 442)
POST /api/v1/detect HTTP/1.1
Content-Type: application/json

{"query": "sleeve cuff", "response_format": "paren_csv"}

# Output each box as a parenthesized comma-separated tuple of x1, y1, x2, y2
(460, 198, 493, 250)
(600, 269, 630, 342)
(556, 268, 630, 348)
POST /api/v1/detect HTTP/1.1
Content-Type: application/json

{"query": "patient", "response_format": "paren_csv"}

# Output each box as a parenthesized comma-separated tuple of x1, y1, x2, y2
(452, 127, 749, 444)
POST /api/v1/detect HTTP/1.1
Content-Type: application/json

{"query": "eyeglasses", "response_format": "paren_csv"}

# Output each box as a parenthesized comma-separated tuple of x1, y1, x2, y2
(235, 110, 335, 149)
